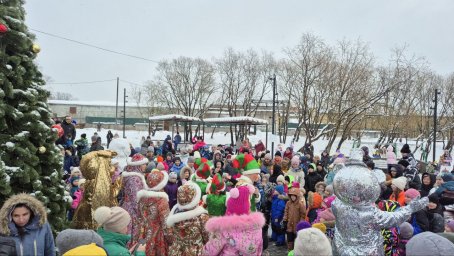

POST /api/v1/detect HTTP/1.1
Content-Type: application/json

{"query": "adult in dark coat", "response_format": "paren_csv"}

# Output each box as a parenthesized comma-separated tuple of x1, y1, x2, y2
(420, 172, 436, 197)
(61, 116, 76, 144)
(269, 165, 283, 184)
(106, 130, 113, 148)
(304, 163, 323, 193)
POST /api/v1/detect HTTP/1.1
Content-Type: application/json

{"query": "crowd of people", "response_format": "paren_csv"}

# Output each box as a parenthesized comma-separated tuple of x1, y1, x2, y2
(1, 115, 454, 255)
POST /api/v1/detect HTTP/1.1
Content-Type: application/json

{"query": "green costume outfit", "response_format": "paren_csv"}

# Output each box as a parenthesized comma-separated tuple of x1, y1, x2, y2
(206, 194, 227, 216)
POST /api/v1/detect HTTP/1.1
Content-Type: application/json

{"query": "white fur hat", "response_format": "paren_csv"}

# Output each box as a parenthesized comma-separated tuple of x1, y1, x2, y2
(294, 228, 333, 256)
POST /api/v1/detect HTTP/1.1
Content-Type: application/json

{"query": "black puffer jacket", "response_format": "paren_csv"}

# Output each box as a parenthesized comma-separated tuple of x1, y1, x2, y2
(0, 235, 16, 255)
(61, 121, 76, 141)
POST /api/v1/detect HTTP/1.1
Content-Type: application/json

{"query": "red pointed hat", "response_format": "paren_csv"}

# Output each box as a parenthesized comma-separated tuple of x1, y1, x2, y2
(209, 173, 225, 194)
(196, 162, 211, 180)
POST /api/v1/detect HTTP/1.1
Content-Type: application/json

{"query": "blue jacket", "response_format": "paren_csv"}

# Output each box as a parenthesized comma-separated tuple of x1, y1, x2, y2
(1, 194, 55, 256)
(271, 195, 286, 224)
(436, 181, 454, 196)
(63, 155, 75, 173)
(173, 134, 182, 144)
(170, 163, 186, 176)
(9, 220, 55, 256)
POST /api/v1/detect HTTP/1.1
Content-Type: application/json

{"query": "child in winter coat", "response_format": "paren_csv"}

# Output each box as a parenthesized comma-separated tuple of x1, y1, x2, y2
(271, 185, 287, 246)
(281, 158, 290, 174)
(389, 177, 407, 206)
(165, 152, 174, 170)
(304, 163, 324, 193)
(66, 166, 82, 191)
(69, 179, 85, 220)
(405, 189, 434, 235)
(203, 174, 228, 216)
(166, 182, 209, 256)
(314, 181, 326, 196)
(377, 200, 401, 256)
(315, 195, 336, 240)
(287, 156, 305, 188)
(397, 222, 414, 255)
(179, 166, 192, 185)
(137, 169, 171, 255)
(71, 179, 85, 210)
(306, 191, 323, 224)
(170, 157, 185, 176)
(165, 172, 179, 210)
(69, 177, 80, 197)
(202, 184, 265, 256)
(277, 175, 288, 194)
(314, 195, 336, 224)
(387, 145, 397, 170)
(283, 188, 306, 251)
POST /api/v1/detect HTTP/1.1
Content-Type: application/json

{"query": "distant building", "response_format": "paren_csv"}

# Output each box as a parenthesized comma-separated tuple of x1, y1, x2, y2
(47, 100, 151, 126)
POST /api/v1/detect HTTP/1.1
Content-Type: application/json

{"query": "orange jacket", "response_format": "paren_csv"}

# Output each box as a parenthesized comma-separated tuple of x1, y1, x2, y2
(389, 191, 406, 207)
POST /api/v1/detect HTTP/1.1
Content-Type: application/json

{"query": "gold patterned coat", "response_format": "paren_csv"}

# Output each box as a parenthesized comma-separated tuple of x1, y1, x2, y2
(72, 150, 117, 229)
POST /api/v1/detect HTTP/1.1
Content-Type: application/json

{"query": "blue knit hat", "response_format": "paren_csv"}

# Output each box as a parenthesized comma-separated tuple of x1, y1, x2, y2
(275, 185, 284, 195)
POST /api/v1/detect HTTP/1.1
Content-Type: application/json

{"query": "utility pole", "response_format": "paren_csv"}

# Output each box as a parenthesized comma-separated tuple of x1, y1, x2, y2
(123, 88, 128, 138)
(269, 74, 277, 154)
(432, 89, 440, 162)
(115, 77, 119, 125)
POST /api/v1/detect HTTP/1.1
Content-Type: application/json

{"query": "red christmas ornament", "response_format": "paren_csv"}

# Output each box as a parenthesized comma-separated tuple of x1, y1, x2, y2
(0, 24, 8, 34)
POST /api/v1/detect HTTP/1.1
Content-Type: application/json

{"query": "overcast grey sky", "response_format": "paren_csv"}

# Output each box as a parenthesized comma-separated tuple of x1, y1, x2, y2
(24, 0, 454, 101)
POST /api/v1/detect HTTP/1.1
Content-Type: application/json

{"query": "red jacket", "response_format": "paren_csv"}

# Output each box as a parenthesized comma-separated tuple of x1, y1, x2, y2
(254, 143, 266, 155)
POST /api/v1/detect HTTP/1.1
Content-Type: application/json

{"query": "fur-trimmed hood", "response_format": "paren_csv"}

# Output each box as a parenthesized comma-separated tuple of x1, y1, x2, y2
(166, 205, 207, 227)
(137, 190, 169, 202)
(0, 193, 47, 235)
(205, 212, 265, 233)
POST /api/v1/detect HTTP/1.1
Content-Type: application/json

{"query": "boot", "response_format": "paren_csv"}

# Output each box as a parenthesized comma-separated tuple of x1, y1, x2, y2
(287, 241, 294, 251)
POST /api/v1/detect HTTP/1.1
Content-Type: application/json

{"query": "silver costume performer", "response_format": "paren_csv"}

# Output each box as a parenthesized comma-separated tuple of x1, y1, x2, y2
(332, 161, 428, 256)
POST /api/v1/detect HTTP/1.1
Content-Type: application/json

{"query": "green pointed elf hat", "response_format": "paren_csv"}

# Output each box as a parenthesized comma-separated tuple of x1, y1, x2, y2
(232, 153, 261, 175)
(209, 173, 225, 194)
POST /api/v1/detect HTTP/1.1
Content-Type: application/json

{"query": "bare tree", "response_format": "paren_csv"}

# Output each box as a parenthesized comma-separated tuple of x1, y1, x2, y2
(325, 39, 384, 151)
(282, 33, 335, 144)
(49, 91, 77, 100)
(155, 56, 216, 118)
(215, 48, 275, 139)
(130, 81, 164, 119)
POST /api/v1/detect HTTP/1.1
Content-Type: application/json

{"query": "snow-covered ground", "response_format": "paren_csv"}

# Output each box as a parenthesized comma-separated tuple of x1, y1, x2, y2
(78, 128, 447, 164)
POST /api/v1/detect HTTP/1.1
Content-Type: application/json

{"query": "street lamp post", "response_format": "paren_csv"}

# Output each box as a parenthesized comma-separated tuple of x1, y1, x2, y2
(432, 89, 440, 162)
(123, 88, 128, 138)
(269, 74, 277, 154)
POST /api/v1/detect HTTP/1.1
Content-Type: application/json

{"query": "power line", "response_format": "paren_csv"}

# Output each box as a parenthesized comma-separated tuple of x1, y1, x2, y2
(47, 79, 116, 85)
(30, 28, 160, 63)
(47, 78, 145, 87)
(120, 79, 143, 86)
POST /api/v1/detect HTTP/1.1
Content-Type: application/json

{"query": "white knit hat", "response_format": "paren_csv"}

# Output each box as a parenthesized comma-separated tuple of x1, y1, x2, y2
(94, 207, 131, 233)
(294, 228, 333, 256)
(392, 176, 407, 191)
(277, 175, 285, 183)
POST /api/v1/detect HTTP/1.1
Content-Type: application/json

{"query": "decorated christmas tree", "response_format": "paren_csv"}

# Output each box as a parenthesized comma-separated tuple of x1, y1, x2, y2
(0, 0, 67, 231)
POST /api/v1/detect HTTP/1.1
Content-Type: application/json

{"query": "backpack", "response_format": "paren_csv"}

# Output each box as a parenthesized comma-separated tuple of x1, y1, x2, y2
(439, 189, 454, 205)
